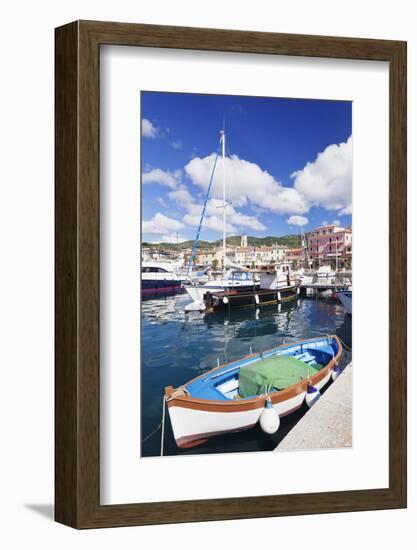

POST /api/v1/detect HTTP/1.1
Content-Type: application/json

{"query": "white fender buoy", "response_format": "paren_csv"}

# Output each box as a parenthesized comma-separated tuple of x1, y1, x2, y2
(306, 383, 321, 408)
(254, 294, 260, 304)
(259, 396, 280, 434)
(222, 296, 229, 304)
(332, 364, 342, 381)
(277, 291, 282, 302)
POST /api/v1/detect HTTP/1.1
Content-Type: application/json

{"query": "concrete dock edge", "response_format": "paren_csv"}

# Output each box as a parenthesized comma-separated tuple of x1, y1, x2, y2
(275, 362, 352, 451)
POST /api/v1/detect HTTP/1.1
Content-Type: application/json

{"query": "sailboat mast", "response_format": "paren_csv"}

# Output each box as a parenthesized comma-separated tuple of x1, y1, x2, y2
(221, 129, 226, 277)
(335, 239, 338, 272)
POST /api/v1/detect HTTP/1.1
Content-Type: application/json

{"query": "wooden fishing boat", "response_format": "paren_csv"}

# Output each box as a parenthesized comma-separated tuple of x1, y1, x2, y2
(165, 335, 343, 448)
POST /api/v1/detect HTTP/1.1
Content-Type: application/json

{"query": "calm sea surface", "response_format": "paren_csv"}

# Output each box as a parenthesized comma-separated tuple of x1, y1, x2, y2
(141, 293, 352, 457)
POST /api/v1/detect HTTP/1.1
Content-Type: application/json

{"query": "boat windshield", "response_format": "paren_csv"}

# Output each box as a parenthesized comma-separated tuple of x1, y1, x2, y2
(230, 271, 253, 282)
(142, 266, 169, 273)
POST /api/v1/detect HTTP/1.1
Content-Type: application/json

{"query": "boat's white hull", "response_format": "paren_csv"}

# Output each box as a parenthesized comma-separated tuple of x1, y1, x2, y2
(184, 285, 208, 304)
(168, 371, 332, 448)
(184, 281, 258, 305)
(338, 292, 352, 314)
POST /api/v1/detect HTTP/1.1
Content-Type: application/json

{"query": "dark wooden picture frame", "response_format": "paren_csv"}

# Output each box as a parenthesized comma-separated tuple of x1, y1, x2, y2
(55, 20, 407, 529)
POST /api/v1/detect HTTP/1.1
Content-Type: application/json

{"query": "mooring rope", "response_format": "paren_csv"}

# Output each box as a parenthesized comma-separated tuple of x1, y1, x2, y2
(337, 334, 352, 351)
(160, 396, 166, 457)
(142, 395, 166, 447)
(142, 420, 162, 444)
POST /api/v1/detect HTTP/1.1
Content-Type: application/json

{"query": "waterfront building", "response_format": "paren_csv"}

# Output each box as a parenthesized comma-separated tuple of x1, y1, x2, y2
(195, 242, 291, 269)
(185, 228, 353, 272)
(285, 247, 306, 269)
(195, 248, 222, 267)
(271, 245, 288, 263)
(307, 224, 352, 269)
(195, 247, 237, 268)
(232, 244, 289, 268)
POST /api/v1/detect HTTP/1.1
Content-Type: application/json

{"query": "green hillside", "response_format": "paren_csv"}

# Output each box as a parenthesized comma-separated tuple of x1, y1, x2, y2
(142, 234, 303, 250)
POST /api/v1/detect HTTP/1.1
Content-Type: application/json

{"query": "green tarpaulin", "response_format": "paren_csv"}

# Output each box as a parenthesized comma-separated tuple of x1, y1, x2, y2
(238, 355, 319, 398)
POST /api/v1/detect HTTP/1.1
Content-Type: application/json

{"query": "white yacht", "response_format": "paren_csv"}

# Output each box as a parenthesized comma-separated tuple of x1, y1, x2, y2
(141, 260, 184, 298)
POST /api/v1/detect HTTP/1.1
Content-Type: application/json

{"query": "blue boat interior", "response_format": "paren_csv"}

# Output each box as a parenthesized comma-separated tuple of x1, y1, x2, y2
(186, 337, 338, 401)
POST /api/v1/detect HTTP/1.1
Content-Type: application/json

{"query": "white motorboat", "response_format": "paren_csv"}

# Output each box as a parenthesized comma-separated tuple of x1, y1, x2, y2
(336, 290, 352, 315)
(141, 260, 184, 297)
(184, 271, 259, 311)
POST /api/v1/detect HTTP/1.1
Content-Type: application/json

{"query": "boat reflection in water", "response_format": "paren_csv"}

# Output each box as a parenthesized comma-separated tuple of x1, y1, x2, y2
(140, 293, 351, 457)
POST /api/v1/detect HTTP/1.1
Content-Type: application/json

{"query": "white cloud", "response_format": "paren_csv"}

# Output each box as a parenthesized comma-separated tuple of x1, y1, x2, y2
(142, 212, 184, 235)
(172, 140, 182, 150)
(185, 154, 308, 215)
(150, 233, 188, 244)
(321, 220, 329, 226)
(169, 189, 266, 234)
(142, 168, 180, 189)
(332, 219, 341, 227)
(142, 118, 158, 139)
(204, 199, 266, 231)
(156, 197, 167, 207)
(183, 213, 236, 234)
(228, 210, 266, 231)
(291, 136, 352, 214)
(287, 215, 309, 227)
(338, 204, 352, 215)
(168, 186, 200, 214)
(144, 137, 352, 242)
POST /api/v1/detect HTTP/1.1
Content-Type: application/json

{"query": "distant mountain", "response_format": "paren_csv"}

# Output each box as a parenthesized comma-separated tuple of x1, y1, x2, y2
(142, 234, 303, 250)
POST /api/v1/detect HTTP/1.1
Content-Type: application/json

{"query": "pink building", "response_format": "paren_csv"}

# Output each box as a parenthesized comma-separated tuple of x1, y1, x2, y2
(307, 225, 352, 268)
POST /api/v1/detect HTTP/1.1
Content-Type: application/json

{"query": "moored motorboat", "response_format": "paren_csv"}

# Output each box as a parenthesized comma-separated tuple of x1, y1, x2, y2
(184, 270, 260, 310)
(204, 285, 299, 311)
(336, 290, 352, 315)
(203, 267, 299, 311)
(164, 335, 343, 448)
(141, 261, 184, 298)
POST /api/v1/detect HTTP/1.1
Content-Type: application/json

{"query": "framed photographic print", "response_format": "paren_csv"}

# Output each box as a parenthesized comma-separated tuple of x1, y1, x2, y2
(55, 20, 407, 528)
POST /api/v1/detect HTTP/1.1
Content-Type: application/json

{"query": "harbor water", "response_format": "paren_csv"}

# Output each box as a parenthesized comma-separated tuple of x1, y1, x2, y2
(141, 293, 352, 457)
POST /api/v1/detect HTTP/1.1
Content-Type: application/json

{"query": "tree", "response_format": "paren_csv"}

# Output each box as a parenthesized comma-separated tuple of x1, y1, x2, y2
(212, 259, 219, 271)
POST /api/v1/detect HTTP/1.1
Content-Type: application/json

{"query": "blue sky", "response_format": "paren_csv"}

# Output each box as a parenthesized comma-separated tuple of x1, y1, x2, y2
(141, 92, 352, 244)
